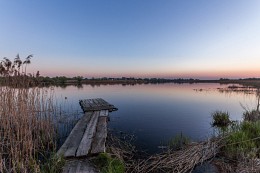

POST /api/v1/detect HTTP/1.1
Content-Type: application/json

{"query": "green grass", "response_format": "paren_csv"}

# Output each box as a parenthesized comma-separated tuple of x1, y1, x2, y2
(224, 121, 260, 159)
(92, 153, 125, 173)
(40, 153, 65, 173)
(211, 110, 260, 159)
(168, 133, 190, 150)
(211, 111, 231, 127)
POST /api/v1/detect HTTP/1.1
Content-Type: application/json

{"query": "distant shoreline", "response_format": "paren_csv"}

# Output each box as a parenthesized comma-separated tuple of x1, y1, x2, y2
(37, 77, 260, 88)
(2, 76, 260, 88)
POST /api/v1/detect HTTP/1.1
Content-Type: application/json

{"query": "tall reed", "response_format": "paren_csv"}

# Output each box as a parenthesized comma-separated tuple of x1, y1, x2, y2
(0, 82, 56, 172)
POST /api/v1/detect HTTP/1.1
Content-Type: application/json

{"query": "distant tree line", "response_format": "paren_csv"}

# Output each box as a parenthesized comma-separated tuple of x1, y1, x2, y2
(37, 76, 202, 85)
(4, 54, 260, 87)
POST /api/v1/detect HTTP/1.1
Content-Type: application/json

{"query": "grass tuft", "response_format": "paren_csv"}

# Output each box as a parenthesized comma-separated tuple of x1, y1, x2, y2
(211, 111, 231, 127)
(40, 153, 65, 173)
(168, 133, 190, 150)
(92, 153, 125, 173)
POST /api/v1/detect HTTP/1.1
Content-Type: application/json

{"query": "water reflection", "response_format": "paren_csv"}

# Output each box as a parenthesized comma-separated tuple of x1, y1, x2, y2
(52, 83, 258, 153)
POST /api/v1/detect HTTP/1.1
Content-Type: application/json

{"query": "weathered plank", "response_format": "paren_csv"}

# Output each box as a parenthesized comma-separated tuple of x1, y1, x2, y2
(91, 116, 108, 154)
(76, 111, 100, 157)
(62, 159, 98, 173)
(96, 98, 106, 107)
(92, 99, 100, 107)
(57, 112, 93, 157)
(82, 100, 91, 109)
(87, 99, 95, 107)
(97, 99, 112, 109)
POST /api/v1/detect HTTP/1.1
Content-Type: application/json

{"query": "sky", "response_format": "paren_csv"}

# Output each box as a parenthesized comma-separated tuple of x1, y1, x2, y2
(0, 0, 260, 79)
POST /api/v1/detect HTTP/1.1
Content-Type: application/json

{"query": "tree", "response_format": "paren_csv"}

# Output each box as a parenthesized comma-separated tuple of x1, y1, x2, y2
(75, 76, 83, 84)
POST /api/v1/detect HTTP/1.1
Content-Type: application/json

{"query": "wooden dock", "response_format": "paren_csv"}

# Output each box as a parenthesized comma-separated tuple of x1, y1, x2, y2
(58, 98, 117, 173)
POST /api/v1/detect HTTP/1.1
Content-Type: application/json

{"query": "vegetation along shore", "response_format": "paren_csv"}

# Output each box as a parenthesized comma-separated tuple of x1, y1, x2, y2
(2, 55, 260, 172)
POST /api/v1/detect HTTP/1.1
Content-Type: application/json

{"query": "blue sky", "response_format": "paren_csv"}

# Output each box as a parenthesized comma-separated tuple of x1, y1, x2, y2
(0, 0, 260, 79)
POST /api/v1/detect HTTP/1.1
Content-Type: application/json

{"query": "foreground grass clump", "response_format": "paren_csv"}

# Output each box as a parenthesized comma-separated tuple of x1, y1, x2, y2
(168, 133, 190, 150)
(224, 121, 260, 159)
(211, 111, 231, 127)
(92, 153, 125, 173)
(40, 153, 65, 173)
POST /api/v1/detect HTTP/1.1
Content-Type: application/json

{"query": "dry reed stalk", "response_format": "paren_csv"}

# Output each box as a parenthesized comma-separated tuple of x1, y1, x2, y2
(235, 159, 260, 173)
(0, 83, 56, 172)
(127, 138, 223, 173)
(212, 158, 260, 173)
(106, 133, 136, 162)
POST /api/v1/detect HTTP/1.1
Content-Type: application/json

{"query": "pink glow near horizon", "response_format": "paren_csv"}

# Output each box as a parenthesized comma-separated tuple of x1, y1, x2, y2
(38, 67, 260, 79)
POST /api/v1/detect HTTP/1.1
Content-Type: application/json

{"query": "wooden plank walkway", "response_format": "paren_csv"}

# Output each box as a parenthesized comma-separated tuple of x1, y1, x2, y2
(57, 98, 117, 173)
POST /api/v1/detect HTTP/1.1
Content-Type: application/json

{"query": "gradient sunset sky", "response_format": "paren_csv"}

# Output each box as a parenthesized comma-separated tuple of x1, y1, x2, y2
(0, 0, 260, 79)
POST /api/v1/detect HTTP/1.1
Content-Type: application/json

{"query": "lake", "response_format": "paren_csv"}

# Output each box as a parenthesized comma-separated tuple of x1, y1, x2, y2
(54, 83, 257, 153)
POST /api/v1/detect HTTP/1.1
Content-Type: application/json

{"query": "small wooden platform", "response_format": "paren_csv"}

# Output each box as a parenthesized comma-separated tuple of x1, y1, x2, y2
(58, 98, 117, 173)
(79, 98, 117, 112)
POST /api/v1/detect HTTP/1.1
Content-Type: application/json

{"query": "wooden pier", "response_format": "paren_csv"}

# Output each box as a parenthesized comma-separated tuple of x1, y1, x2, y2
(57, 98, 117, 173)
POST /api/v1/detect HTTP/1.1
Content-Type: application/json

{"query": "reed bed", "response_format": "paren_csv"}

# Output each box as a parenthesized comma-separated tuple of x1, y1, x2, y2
(0, 84, 56, 172)
(123, 138, 222, 173)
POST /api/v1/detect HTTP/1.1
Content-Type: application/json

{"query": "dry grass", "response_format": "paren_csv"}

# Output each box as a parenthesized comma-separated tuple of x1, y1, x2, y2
(128, 138, 222, 173)
(106, 132, 136, 162)
(106, 131, 222, 173)
(0, 83, 56, 172)
(107, 131, 260, 173)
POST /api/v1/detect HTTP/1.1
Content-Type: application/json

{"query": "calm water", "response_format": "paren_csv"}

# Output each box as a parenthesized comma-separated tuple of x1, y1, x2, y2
(53, 83, 257, 153)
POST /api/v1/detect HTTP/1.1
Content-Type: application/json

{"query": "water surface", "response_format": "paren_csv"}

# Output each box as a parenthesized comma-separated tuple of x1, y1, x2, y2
(53, 83, 257, 153)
